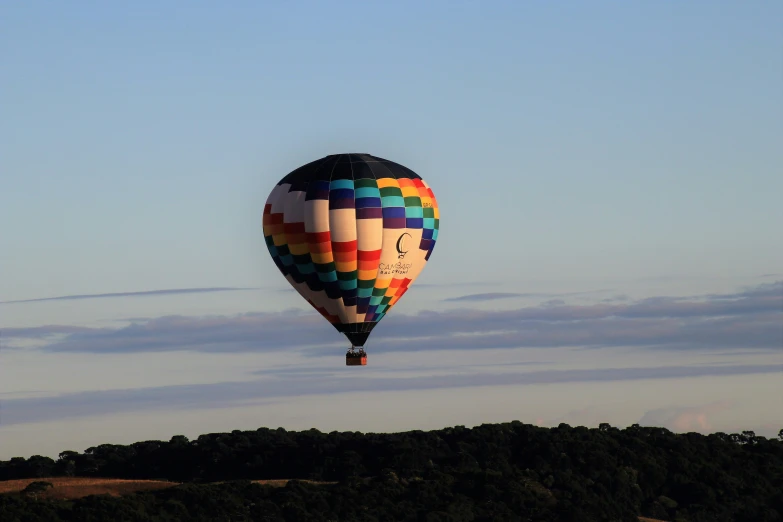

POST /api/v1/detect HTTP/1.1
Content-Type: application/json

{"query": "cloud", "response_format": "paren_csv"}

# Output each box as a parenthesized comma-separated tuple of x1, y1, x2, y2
(416, 281, 501, 288)
(442, 290, 607, 302)
(703, 281, 783, 300)
(0, 287, 257, 305)
(634, 275, 717, 283)
(601, 294, 630, 303)
(443, 293, 524, 302)
(34, 311, 340, 354)
(638, 401, 734, 433)
(1, 363, 779, 427)
(5, 282, 781, 355)
(3, 325, 96, 339)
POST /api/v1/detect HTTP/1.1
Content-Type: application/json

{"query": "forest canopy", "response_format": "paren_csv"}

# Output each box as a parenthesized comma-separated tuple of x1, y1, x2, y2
(2, 422, 782, 521)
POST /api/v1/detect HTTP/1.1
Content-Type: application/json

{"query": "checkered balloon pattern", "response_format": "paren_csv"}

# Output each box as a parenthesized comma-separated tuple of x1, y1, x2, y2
(262, 154, 439, 348)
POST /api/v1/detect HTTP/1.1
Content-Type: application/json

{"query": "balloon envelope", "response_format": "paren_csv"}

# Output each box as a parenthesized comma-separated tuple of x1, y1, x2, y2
(262, 154, 439, 348)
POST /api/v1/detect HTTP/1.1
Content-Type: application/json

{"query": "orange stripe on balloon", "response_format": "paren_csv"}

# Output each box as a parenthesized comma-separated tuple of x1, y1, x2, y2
(309, 242, 332, 254)
(358, 259, 379, 271)
(333, 250, 358, 263)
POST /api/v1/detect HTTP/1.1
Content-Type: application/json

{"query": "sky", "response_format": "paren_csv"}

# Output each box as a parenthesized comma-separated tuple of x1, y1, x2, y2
(1, 1, 782, 459)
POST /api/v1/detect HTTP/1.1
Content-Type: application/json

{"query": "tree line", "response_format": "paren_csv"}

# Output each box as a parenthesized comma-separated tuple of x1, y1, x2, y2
(2, 422, 782, 521)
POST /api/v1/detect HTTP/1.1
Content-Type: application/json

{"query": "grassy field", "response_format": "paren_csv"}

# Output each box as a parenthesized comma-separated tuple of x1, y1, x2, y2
(0, 477, 178, 499)
(0, 476, 336, 500)
(1, 477, 668, 520)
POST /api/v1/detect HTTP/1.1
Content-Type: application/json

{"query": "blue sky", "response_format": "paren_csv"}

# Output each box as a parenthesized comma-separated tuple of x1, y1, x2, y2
(1, 1, 782, 458)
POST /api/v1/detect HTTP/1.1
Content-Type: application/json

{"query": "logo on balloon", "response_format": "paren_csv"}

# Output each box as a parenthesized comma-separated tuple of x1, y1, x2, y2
(396, 232, 411, 259)
(379, 261, 413, 276)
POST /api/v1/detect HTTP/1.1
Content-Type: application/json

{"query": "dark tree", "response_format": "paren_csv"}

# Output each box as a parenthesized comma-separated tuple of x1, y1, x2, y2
(1, 421, 782, 521)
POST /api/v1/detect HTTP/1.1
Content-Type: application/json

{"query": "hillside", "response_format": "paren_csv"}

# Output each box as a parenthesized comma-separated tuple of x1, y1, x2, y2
(2, 422, 782, 521)
(0, 477, 178, 500)
(0, 477, 333, 499)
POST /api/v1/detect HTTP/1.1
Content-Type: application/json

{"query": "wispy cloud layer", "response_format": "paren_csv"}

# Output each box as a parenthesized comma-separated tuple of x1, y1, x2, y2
(0, 287, 257, 305)
(601, 294, 630, 303)
(2, 363, 780, 427)
(4, 282, 781, 355)
(443, 292, 525, 302)
(4, 325, 95, 338)
(639, 401, 735, 432)
(442, 290, 604, 302)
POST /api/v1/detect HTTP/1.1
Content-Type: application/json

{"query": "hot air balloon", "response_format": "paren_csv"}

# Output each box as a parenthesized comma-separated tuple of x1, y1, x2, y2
(262, 154, 439, 366)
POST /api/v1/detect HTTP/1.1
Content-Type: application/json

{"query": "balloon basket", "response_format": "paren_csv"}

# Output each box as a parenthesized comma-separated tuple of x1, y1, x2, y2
(346, 355, 367, 366)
